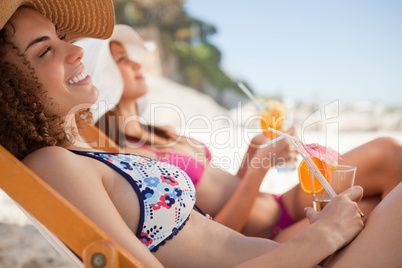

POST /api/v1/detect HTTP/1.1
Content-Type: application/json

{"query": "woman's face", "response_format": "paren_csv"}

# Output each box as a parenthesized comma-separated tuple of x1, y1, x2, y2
(7, 7, 98, 116)
(110, 41, 148, 101)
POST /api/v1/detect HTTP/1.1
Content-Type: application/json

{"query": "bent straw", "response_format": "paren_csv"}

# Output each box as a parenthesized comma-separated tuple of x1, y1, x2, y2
(237, 82, 264, 111)
(259, 136, 285, 148)
(261, 128, 337, 198)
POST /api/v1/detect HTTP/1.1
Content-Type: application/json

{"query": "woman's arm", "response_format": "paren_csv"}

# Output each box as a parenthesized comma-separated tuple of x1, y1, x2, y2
(236, 127, 297, 179)
(213, 136, 297, 231)
(236, 186, 365, 267)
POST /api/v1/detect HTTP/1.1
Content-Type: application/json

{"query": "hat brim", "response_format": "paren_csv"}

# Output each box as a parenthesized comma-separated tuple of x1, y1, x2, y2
(111, 25, 147, 63)
(75, 25, 149, 123)
(0, 0, 115, 42)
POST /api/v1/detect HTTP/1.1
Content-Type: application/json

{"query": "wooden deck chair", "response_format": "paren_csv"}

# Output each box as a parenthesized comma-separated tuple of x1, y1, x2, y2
(0, 145, 144, 268)
(79, 121, 120, 153)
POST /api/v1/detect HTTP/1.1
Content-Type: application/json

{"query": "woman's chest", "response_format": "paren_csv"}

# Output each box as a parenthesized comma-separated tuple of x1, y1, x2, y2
(93, 158, 141, 231)
(157, 139, 208, 162)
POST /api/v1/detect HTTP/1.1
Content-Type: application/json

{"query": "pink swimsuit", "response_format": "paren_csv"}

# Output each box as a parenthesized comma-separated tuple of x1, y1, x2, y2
(270, 195, 295, 238)
(128, 138, 212, 187)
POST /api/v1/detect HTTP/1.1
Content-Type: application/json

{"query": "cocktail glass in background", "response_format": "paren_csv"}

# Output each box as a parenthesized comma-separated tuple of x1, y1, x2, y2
(260, 99, 287, 138)
(260, 100, 296, 171)
(236, 82, 296, 171)
(309, 165, 357, 212)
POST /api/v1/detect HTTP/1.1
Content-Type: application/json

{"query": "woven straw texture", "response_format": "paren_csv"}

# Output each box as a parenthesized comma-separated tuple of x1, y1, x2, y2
(0, 0, 115, 41)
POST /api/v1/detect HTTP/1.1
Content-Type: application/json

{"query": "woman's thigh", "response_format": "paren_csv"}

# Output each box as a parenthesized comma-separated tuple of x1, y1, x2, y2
(241, 192, 283, 238)
(340, 137, 402, 197)
(324, 182, 402, 267)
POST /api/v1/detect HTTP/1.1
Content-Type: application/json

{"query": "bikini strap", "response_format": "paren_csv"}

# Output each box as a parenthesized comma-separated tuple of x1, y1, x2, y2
(194, 204, 213, 221)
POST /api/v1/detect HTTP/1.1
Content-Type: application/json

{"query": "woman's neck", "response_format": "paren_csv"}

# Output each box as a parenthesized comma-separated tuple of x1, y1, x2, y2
(116, 98, 139, 118)
(64, 114, 94, 151)
(115, 99, 144, 138)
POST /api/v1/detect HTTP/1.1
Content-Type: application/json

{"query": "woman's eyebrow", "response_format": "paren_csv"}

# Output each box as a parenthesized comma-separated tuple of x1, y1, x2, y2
(24, 25, 57, 52)
(25, 36, 50, 52)
(113, 51, 126, 60)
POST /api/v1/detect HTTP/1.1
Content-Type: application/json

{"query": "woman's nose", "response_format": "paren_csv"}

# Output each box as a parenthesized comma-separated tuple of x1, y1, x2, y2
(65, 43, 84, 65)
(131, 60, 141, 70)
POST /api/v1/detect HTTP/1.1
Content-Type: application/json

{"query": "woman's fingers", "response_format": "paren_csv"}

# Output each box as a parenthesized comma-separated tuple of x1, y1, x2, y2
(305, 207, 319, 223)
(339, 186, 364, 203)
(305, 187, 365, 249)
(353, 202, 365, 218)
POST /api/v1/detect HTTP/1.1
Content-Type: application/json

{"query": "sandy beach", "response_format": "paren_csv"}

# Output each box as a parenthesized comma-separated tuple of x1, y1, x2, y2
(1, 75, 401, 267)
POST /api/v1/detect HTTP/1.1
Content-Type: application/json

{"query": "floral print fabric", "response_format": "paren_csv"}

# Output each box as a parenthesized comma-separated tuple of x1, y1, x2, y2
(70, 151, 196, 252)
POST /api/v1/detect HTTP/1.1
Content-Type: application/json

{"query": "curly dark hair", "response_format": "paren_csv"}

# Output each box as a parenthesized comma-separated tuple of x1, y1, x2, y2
(0, 21, 89, 160)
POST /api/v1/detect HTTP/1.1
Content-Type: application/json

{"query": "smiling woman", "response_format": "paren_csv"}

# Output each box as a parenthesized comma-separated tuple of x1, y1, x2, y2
(12, 9, 98, 117)
(75, 24, 402, 245)
(0, 0, 114, 160)
(0, 1, 401, 267)
(0, 7, 96, 160)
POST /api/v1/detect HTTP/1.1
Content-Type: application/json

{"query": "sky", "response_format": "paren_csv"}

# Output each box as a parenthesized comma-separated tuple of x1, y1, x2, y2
(184, 0, 402, 107)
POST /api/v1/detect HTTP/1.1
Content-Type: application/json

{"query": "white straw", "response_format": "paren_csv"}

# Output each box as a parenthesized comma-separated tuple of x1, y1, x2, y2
(262, 128, 337, 198)
(259, 136, 285, 148)
(237, 82, 264, 111)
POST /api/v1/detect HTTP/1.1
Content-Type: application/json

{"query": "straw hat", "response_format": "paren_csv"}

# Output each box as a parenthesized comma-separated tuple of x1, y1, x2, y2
(0, 0, 115, 41)
(74, 24, 149, 123)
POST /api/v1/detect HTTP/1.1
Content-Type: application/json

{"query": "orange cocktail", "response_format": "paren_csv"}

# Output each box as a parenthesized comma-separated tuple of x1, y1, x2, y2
(260, 100, 287, 137)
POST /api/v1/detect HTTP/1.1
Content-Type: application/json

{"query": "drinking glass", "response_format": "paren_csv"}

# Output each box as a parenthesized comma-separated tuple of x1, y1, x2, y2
(260, 100, 296, 171)
(309, 165, 356, 267)
(309, 165, 357, 212)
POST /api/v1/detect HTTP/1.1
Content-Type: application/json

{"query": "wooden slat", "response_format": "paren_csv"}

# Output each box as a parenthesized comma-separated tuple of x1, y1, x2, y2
(80, 122, 120, 153)
(0, 145, 143, 268)
(83, 240, 119, 268)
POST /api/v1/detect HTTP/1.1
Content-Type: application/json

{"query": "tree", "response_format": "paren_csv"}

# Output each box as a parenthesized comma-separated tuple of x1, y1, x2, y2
(113, 0, 251, 105)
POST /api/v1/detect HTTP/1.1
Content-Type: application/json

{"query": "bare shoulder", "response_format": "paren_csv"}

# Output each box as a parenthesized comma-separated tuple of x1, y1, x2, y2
(22, 146, 100, 187)
(23, 146, 78, 171)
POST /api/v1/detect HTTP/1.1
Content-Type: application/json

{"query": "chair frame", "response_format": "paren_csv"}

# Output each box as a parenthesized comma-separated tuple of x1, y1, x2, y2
(0, 128, 143, 268)
(79, 121, 120, 153)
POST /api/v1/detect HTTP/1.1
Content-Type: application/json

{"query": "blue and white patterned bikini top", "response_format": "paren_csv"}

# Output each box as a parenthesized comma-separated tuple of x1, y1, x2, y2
(70, 151, 196, 252)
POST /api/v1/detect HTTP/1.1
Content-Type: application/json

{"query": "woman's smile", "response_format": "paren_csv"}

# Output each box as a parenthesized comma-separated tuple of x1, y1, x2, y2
(66, 71, 92, 85)
(135, 73, 144, 80)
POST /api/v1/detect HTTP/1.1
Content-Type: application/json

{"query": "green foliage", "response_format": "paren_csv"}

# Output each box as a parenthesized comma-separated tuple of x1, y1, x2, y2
(114, 0, 187, 28)
(173, 42, 239, 92)
(113, 0, 251, 96)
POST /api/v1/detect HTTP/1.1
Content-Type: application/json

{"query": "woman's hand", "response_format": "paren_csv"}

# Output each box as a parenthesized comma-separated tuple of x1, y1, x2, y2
(306, 186, 365, 250)
(254, 133, 298, 168)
